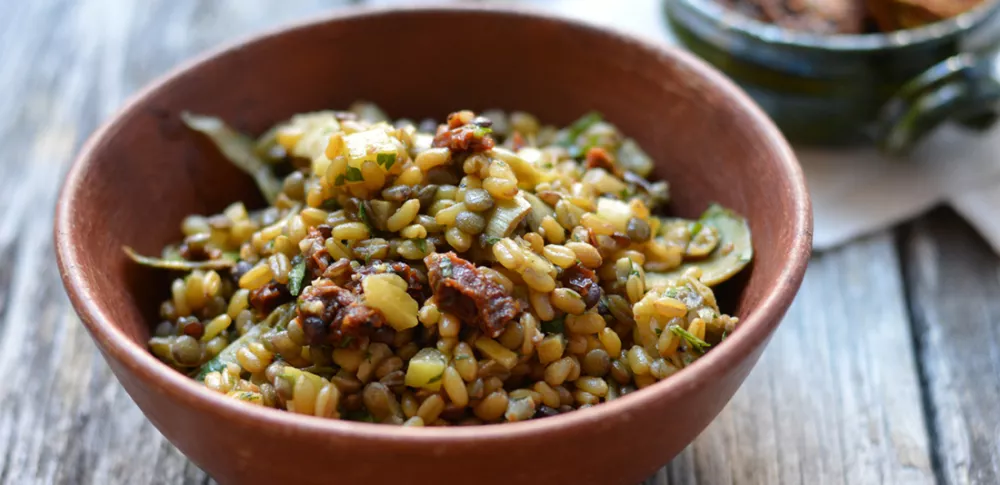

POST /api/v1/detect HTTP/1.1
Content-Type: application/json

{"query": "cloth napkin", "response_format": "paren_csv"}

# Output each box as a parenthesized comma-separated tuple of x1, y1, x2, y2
(533, 0, 1000, 254)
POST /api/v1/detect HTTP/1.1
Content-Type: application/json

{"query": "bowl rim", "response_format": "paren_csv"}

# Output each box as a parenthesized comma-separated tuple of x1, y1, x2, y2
(54, 4, 812, 444)
(673, 0, 1000, 52)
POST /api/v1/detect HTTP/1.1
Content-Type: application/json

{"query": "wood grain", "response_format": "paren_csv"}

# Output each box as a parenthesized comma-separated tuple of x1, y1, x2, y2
(0, 0, 981, 484)
(905, 208, 1000, 485)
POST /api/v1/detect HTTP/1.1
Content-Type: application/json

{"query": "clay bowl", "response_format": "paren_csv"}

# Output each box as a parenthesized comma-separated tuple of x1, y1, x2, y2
(55, 6, 811, 485)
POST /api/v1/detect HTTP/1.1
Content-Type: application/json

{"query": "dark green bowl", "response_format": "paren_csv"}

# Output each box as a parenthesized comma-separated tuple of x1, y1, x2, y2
(667, 0, 1000, 153)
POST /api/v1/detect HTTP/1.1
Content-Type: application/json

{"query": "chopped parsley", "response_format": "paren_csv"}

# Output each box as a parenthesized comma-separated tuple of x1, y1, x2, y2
(376, 152, 397, 170)
(287, 258, 307, 296)
(414, 238, 427, 253)
(541, 317, 565, 334)
(454, 355, 472, 361)
(619, 188, 631, 200)
(670, 325, 711, 353)
(345, 166, 364, 182)
(689, 221, 703, 237)
(334, 174, 346, 186)
(427, 372, 444, 384)
(482, 235, 502, 246)
(439, 257, 453, 278)
(358, 204, 374, 233)
(560, 111, 603, 148)
(472, 126, 493, 138)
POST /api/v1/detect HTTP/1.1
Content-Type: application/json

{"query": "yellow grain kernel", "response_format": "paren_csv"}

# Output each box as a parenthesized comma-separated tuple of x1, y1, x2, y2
(202, 314, 232, 342)
(657, 325, 681, 357)
(332, 222, 370, 241)
(434, 202, 467, 227)
(543, 245, 577, 268)
(474, 338, 519, 370)
(445, 227, 472, 252)
(565, 242, 602, 269)
(581, 213, 615, 236)
(566, 312, 606, 335)
(551, 288, 586, 315)
(361, 160, 385, 191)
(540, 216, 565, 244)
(443, 366, 468, 407)
(629, 198, 650, 219)
(396, 164, 424, 186)
(530, 290, 556, 321)
(400, 224, 427, 239)
(483, 177, 518, 200)
(238, 263, 273, 290)
(415, 147, 452, 171)
(493, 239, 525, 270)
(522, 266, 556, 293)
(537, 335, 565, 365)
(654, 297, 688, 318)
(598, 328, 622, 356)
(324, 132, 345, 160)
(387, 199, 421, 232)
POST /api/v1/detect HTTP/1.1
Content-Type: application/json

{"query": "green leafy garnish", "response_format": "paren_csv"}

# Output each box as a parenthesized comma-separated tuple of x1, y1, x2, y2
(482, 236, 502, 245)
(670, 325, 711, 353)
(472, 126, 493, 138)
(322, 198, 340, 211)
(414, 238, 427, 253)
(334, 174, 346, 186)
(339, 335, 355, 348)
(123, 246, 236, 271)
(440, 257, 453, 278)
(345, 166, 364, 182)
(689, 221, 703, 237)
(427, 372, 444, 384)
(358, 204, 374, 233)
(454, 355, 472, 361)
(558, 111, 603, 148)
(287, 258, 307, 296)
(181, 112, 283, 204)
(619, 188, 630, 200)
(377, 152, 397, 170)
(541, 317, 565, 334)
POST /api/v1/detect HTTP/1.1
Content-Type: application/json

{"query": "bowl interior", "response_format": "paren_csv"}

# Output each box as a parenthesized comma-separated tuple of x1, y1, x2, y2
(59, 6, 807, 422)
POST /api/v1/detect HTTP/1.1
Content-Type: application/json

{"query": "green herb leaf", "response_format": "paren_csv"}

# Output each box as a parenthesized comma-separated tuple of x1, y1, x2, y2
(440, 257, 453, 278)
(482, 236, 502, 245)
(619, 188, 630, 200)
(559, 111, 603, 149)
(345, 166, 364, 182)
(454, 355, 471, 361)
(287, 258, 307, 296)
(414, 238, 427, 253)
(376, 152, 397, 170)
(339, 335, 355, 348)
(689, 221, 703, 237)
(334, 174, 346, 186)
(123, 246, 235, 271)
(541, 317, 565, 334)
(670, 325, 711, 353)
(181, 112, 283, 204)
(322, 198, 340, 210)
(358, 204, 374, 233)
(427, 372, 444, 384)
(472, 126, 493, 138)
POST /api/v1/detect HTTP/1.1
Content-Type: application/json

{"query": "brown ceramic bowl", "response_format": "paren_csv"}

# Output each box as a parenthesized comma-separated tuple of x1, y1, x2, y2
(54, 6, 811, 485)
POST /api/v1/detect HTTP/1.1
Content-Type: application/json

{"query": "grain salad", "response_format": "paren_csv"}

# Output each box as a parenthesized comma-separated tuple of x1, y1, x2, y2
(129, 103, 753, 426)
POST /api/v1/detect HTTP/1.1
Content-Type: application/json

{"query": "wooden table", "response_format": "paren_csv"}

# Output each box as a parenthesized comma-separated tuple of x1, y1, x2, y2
(1, 0, 997, 483)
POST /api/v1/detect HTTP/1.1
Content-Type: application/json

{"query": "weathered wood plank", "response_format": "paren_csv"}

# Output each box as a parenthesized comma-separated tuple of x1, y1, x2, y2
(645, 233, 935, 485)
(905, 208, 1000, 485)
